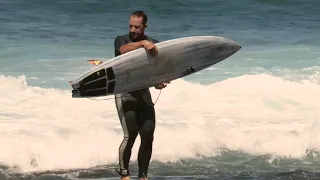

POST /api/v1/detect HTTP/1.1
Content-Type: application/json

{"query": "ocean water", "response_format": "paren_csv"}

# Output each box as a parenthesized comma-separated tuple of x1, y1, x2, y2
(1, 0, 320, 179)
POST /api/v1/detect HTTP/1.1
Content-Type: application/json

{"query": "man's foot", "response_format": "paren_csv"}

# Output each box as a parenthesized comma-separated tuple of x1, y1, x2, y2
(121, 176, 130, 180)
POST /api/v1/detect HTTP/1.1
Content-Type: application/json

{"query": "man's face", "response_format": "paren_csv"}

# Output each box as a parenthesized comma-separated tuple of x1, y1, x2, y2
(129, 15, 146, 40)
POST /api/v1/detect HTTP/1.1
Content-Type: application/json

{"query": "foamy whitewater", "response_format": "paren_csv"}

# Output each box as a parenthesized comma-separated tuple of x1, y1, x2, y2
(1, 0, 320, 179)
(1, 73, 320, 172)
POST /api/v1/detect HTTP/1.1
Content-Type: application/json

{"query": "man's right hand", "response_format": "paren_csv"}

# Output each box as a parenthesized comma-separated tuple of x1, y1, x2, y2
(142, 40, 158, 56)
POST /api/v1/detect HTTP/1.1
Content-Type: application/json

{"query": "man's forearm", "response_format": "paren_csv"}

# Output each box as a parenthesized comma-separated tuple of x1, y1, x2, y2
(120, 41, 144, 54)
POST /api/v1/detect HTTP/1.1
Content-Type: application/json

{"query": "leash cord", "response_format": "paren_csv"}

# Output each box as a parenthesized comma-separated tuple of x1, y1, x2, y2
(85, 89, 162, 105)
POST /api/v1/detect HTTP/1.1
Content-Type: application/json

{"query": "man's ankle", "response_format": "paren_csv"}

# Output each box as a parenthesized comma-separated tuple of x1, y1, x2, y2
(121, 176, 130, 180)
(139, 173, 148, 180)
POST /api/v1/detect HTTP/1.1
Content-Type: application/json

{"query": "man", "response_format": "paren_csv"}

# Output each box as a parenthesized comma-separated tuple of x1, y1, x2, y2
(113, 11, 168, 180)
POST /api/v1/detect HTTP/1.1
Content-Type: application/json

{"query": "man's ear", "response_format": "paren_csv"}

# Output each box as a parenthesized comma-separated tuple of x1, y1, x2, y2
(144, 24, 148, 28)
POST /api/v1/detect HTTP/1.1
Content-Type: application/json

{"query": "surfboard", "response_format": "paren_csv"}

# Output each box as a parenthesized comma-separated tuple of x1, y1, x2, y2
(70, 36, 241, 98)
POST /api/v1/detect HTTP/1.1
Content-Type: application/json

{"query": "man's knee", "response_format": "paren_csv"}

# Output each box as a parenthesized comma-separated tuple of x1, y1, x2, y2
(139, 120, 155, 141)
(121, 135, 137, 150)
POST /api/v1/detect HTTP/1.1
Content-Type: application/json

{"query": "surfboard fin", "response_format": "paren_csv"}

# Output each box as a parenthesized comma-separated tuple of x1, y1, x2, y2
(87, 60, 103, 66)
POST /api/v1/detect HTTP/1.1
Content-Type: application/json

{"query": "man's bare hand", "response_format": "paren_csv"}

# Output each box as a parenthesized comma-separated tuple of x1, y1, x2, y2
(154, 81, 170, 90)
(142, 40, 158, 56)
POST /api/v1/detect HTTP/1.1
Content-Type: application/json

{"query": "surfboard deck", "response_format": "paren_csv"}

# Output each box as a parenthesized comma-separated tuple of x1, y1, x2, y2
(70, 36, 241, 98)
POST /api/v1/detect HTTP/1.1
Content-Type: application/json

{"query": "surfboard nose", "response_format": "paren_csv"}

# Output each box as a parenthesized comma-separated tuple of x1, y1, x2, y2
(229, 41, 241, 54)
(212, 37, 241, 59)
(234, 41, 241, 52)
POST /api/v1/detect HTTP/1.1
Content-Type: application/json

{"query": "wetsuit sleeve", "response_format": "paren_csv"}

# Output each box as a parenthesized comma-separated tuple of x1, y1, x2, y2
(146, 36, 159, 44)
(114, 36, 126, 57)
(152, 38, 159, 44)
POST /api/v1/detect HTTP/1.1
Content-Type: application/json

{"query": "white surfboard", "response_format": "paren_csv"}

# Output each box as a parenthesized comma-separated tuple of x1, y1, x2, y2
(70, 36, 241, 98)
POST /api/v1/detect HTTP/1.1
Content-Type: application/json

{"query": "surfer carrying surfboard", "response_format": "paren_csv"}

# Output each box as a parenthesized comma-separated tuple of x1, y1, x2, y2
(113, 11, 168, 180)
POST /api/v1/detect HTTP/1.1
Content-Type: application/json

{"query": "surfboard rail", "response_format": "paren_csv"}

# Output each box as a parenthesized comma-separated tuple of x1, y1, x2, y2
(70, 36, 241, 98)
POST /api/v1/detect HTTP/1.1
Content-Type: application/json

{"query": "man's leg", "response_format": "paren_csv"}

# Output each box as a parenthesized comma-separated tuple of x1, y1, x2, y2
(137, 103, 156, 179)
(115, 94, 140, 178)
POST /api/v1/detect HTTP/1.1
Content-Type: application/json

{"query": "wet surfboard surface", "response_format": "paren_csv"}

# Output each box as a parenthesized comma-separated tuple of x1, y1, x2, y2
(70, 36, 241, 98)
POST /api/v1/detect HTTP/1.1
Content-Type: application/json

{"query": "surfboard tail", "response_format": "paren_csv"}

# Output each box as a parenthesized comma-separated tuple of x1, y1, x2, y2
(71, 67, 116, 98)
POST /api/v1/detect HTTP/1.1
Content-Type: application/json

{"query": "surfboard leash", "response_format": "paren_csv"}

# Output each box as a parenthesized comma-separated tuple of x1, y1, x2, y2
(85, 89, 162, 105)
(153, 89, 162, 105)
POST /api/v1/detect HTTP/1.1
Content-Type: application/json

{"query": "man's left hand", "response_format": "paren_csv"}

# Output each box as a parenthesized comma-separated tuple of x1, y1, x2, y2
(142, 40, 158, 56)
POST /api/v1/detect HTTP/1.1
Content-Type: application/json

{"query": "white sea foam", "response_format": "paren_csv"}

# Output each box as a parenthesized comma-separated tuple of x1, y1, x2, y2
(0, 73, 319, 172)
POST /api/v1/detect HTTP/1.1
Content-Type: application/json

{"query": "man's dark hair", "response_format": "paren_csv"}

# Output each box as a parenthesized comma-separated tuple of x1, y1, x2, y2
(130, 10, 148, 25)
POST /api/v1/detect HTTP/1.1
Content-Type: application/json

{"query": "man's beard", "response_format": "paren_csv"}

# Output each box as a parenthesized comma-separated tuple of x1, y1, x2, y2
(129, 32, 138, 39)
(129, 32, 144, 41)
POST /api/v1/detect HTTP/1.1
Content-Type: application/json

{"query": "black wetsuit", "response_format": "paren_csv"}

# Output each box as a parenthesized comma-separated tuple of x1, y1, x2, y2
(113, 34, 159, 178)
